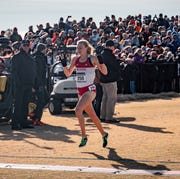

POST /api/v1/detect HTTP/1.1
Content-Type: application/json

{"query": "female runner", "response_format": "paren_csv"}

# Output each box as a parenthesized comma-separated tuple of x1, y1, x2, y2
(61, 39, 108, 147)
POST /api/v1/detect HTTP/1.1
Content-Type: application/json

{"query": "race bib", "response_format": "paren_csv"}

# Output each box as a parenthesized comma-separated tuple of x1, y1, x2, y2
(88, 84, 96, 91)
(77, 74, 86, 82)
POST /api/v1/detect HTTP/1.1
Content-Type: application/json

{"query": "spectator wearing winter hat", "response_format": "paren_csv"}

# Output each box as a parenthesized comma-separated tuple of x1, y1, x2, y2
(74, 31, 83, 44)
(90, 29, 100, 47)
(132, 48, 145, 64)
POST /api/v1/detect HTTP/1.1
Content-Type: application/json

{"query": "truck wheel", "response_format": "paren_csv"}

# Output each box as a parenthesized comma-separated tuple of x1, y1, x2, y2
(48, 98, 62, 115)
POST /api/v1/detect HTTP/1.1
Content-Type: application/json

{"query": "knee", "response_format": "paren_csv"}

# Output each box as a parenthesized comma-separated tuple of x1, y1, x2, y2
(75, 107, 83, 118)
(88, 111, 96, 118)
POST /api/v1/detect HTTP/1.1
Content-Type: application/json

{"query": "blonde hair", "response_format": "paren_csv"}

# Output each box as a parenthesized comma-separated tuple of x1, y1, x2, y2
(77, 39, 94, 55)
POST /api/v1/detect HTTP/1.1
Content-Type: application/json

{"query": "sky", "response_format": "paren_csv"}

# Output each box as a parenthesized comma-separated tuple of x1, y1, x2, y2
(0, 0, 179, 35)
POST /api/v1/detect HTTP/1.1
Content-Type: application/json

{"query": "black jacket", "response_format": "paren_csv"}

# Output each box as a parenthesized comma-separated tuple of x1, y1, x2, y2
(33, 51, 47, 88)
(100, 48, 120, 83)
(11, 49, 36, 87)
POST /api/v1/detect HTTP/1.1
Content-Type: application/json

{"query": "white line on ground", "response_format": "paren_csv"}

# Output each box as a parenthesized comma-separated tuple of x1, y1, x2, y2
(0, 163, 180, 176)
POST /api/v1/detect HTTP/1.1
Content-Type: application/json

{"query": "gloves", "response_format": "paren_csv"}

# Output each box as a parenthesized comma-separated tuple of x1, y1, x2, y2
(60, 55, 67, 67)
(97, 55, 104, 64)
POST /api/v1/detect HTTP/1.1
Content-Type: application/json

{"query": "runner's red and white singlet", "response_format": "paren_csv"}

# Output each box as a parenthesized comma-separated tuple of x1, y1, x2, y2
(75, 56, 96, 96)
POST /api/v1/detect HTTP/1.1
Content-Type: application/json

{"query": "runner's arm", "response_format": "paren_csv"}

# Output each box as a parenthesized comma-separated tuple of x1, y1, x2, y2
(63, 57, 76, 77)
(92, 55, 107, 75)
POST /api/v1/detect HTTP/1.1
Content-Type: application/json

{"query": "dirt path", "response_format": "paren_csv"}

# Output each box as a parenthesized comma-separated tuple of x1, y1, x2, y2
(0, 97, 180, 178)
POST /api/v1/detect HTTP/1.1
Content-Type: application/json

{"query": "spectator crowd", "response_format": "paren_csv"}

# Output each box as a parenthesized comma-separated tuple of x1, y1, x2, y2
(0, 13, 180, 129)
(0, 13, 180, 93)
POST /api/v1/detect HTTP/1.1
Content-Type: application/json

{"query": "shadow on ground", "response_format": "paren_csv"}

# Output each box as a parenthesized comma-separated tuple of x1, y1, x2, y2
(118, 123, 173, 134)
(0, 123, 80, 149)
(83, 147, 170, 171)
(87, 116, 173, 134)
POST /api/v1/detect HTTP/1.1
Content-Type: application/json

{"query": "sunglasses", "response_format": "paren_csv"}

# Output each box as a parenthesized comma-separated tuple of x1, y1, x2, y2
(23, 44, 30, 47)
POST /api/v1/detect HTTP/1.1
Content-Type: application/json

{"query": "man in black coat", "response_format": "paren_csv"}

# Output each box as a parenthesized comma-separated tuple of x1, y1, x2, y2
(100, 40, 120, 123)
(31, 43, 48, 126)
(11, 40, 36, 130)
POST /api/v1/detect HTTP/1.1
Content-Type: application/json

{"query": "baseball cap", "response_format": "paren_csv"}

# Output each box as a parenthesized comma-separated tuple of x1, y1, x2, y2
(37, 43, 46, 52)
(105, 40, 114, 47)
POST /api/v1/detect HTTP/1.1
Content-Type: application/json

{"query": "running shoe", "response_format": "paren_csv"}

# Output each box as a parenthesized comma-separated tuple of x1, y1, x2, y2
(79, 137, 88, 147)
(102, 133, 109, 148)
